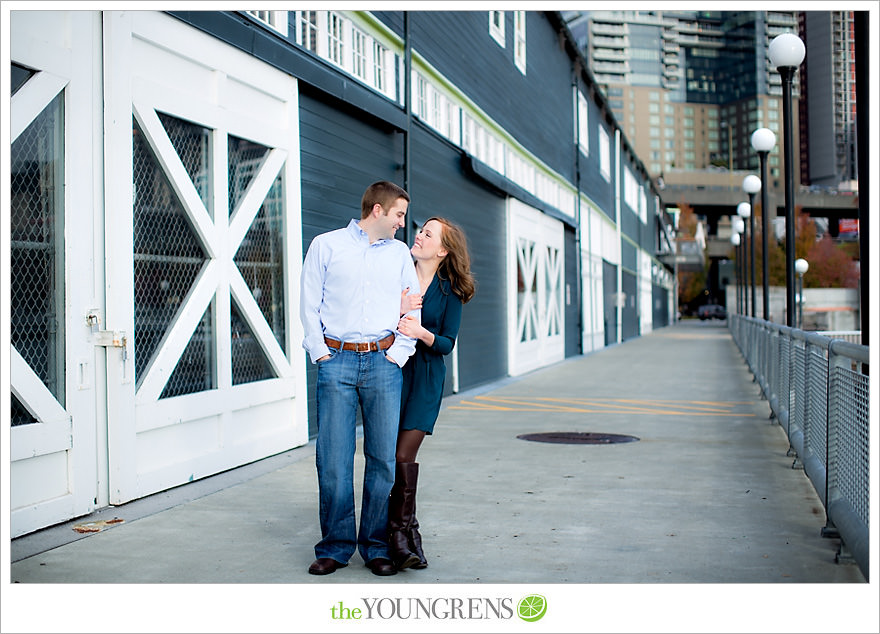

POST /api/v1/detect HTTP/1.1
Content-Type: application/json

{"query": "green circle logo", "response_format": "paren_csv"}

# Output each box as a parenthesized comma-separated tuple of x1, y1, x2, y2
(517, 594, 547, 622)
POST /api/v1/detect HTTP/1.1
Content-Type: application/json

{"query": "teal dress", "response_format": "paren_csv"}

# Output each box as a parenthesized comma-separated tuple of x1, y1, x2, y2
(399, 273, 463, 435)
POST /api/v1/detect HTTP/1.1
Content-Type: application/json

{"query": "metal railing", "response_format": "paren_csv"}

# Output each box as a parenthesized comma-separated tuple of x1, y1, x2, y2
(729, 314, 869, 581)
(817, 330, 862, 344)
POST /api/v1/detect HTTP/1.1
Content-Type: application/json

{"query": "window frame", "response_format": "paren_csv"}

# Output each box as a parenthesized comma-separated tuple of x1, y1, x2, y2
(514, 11, 526, 74)
(599, 125, 611, 181)
(489, 11, 505, 46)
(577, 90, 589, 155)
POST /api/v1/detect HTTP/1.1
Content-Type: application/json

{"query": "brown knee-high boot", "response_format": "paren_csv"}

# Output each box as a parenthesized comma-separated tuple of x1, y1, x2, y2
(388, 462, 420, 570)
(405, 462, 427, 568)
(409, 511, 428, 569)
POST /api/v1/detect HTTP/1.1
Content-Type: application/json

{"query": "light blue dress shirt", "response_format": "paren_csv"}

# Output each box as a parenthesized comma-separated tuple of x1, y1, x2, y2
(300, 219, 420, 367)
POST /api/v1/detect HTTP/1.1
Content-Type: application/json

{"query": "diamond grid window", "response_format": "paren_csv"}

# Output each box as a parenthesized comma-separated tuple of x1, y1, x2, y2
(233, 172, 286, 355)
(132, 116, 209, 389)
(161, 302, 216, 399)
(132, 115, 287, 398)
(231, 300, 275, 385)
(228, 135, 270, 215)
(12, 62, 35, 96)
(10, 91, 65, 425)
(158, 112, 212, 218)
(546, 246, 561, 337)
(517, 237, 538, 343)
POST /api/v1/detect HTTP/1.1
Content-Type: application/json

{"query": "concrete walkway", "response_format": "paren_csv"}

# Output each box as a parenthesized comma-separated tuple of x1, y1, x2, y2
(6, 321, 875, 633)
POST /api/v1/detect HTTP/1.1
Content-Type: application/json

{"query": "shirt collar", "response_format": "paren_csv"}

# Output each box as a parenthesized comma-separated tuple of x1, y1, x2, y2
(348, 218, 391, 245)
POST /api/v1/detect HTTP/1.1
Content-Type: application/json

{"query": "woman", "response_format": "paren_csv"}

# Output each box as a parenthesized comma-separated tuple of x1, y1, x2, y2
(389, 217, 475, 570)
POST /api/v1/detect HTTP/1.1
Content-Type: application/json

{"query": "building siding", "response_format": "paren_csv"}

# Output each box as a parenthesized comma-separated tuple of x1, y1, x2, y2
(410, 123, 509, 391)
(299, 89, 405, 435)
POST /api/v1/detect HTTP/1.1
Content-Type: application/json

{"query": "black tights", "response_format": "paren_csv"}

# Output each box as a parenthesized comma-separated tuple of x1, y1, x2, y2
(396, 428, 426, 463)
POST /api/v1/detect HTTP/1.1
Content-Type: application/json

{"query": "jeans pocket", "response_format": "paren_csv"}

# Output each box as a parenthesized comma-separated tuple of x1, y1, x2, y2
(321, 347, 340, 361)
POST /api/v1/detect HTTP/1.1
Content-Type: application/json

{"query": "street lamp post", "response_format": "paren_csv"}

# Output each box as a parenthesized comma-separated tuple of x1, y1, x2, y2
(731, 215, 744, 314)
(742, 175, 761, 318)
(736, 202, 751, 317)
(769, 32, 805, 327)
(751, 128, 776, 321)
(795, 258, 809, 329)
(731, 232, 742, 315)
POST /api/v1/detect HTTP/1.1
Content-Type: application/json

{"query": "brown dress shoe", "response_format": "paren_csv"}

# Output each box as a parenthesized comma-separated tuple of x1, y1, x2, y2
(365, 557, 397, 576)
(308, 558, 347, 575)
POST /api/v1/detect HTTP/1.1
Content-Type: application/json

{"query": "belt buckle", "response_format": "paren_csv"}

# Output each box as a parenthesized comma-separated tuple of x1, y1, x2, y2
(356, 342, 370, 353)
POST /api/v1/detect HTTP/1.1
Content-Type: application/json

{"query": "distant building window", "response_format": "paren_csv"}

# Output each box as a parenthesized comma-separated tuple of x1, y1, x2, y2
(373, 41, 388, 92)
(353, 30, 368, 80)
(463, 113, 477, 155)
(514, 11, 526, 74)
(577, 90, 589, 155)
(432, 89, 442, 127)
(415, 73, 428, 119)
(298, 11, 319, 52)
(328, 12, 344, 66)
(489, 11, 505, 46)
(599, 126, 611, 181)
(449, 103, 461, 143)
(247, 10, 289, 37)
(639, 187, 647, 223)
(624, 166, 638, 210)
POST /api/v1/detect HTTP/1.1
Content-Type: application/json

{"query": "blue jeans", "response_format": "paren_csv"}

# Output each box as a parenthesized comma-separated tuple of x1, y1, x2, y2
(314, 348, 402, 563)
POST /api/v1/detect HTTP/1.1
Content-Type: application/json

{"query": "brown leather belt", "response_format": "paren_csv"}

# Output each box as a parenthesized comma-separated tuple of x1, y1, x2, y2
(324, 334, 395, 353)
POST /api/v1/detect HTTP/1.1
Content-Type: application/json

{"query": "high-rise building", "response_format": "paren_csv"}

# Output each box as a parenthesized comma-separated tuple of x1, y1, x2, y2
(563, 10, 804, 191)
(800, 11, 858, 189)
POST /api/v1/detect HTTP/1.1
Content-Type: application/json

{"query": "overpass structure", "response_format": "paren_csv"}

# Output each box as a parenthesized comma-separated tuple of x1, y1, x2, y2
(660, 182, 859, 235)
(658, 178, 859, 308)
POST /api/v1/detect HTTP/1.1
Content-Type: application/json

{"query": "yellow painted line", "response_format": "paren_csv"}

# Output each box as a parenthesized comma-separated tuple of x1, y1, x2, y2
(534, 396, 734, 412)
(447, 395, 749, 416)
(582, 398, 736, 414)
(451, 397, 603, 413)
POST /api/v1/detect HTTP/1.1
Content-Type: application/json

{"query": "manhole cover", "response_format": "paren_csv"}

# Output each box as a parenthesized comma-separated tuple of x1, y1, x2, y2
(517, 432, 640, 445)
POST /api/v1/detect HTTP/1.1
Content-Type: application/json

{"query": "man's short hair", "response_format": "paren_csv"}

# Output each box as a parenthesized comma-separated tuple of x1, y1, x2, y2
(361, 181, 410, 219)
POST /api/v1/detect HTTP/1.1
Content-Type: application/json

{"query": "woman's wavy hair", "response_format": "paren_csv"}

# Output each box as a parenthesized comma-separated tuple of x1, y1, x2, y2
(427, 217, 476, 304)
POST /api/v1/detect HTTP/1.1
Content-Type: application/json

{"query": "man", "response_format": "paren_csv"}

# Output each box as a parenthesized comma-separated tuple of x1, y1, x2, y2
(300, 181, 420, 576)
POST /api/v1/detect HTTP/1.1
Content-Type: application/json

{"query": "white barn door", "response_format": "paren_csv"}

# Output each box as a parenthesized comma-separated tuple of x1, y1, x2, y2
(9, 12, 103, 537)
(103, 12, 307, 503)
(508, 199, 565, 376)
